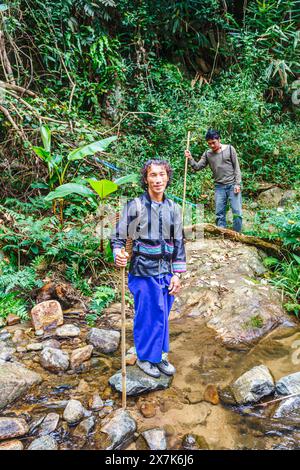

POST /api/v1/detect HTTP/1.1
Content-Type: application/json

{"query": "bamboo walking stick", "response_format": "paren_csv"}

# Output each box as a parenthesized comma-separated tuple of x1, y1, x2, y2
(120, 247, 127, 409)
(182, 130, 191, 223)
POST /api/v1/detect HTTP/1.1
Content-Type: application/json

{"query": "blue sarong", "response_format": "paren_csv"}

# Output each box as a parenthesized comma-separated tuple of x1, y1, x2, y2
(128, 273, 175, 363)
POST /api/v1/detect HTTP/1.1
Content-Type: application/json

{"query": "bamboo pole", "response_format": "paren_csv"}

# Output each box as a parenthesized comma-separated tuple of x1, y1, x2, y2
(182, 131, 191, 224)
(120, 247, 127, 409)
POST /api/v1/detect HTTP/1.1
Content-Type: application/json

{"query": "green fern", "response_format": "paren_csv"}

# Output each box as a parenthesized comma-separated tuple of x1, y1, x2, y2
(0, 292, 29, 321)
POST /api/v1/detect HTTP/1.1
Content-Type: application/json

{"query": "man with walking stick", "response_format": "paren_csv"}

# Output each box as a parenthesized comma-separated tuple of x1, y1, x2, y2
(111, 160, 186, 378)
(185, 129, 243, 232)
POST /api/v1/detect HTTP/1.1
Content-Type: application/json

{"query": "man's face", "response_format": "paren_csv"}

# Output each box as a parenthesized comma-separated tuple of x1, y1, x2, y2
(145, 164, 169, 196)
(207, 138, 221, 152)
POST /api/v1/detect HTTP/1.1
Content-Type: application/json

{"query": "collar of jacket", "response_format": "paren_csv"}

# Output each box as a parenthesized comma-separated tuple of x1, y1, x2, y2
(144, 190, 167, 203)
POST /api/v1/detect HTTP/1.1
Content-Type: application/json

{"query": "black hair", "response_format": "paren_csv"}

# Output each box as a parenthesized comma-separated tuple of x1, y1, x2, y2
(140, 159, 173, 189)
(205, 129, 220, 140)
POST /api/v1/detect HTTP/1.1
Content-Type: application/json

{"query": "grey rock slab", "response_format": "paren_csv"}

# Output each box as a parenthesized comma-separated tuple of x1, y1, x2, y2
(56, 324, 80, 338)
(101, 409, 136, 450)
(230, 365, 275, 404)
(276, 372, 300, 395)
(40, 347, 69, 372)
(86, 328, 120, 354)
(27, 435, 58, 450)
(0, 417, 29, 440)
(109, 365, 172, 396)
(141, 428, 167, 450)
(38, 413, 60, 436)
(0, 363, 42, 410)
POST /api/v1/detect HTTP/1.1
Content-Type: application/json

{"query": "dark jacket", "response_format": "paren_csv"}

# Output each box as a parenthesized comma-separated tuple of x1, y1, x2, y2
(110, 191, 186, 277)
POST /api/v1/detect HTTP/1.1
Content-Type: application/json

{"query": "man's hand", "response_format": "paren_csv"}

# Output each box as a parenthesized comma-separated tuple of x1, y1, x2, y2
(185, 149, 192, 159)
(115, 250, 129, 268)
(168, 275, 181, 296)
(234, 185, 241, 194)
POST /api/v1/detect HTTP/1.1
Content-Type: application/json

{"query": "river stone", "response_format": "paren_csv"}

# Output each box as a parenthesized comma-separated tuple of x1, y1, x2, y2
(70, 345, 93, 370)
(141, 428, 167, 450)
(38, 413, 60, 436)
(63, 399, 85, 424)
(40, 347, 69, 372)
(279, 190, 298, 207)
(276, 372, 300, 395)
(109, 365, 172, 396)
(257, 187, 283, 207)
(273, 396, 300, 419)
(101, 409, 136, 450)
(56, 324, 80, 338)
(27, 435, 58, 450)
(6, 314, 20, 326)
(0, 417, 29, 440)
(42, 339, 61, 349)
(26, 343, 43, 352)
(73, 416, 95, 441)
(88, 393, 104, 411)
(86, 328, 120, 354)
(0, 345, 15, 362)
(230, 365, 275, 404)
(0, 439, 24, 450)
(31, 300, 63, 332)
(0, 363, 42, 410)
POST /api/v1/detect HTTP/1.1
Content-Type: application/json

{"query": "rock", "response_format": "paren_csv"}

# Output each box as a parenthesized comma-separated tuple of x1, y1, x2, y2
(276, 372, 300, 395)
(38, 413, 60, 436)
(203, 384, 220, 405)
(0, 363, 42, 410)
(88, 393, 104, 411)
(76, 379, 90, 394)
(101, 409, 136, 450)
(26, 343, 43, 351)
(0, 332, 11, 341)
(6, 314, 20, 326)
(0, 345, 16, 362)
(42, 339, 61, 349)
(187, 391, 203, 404)
(139, 401, 156, 418)
(35, 329, 44, 336)
(0, 417, 29, 440)
(0, 318, 5, 328)
(109, 365, 172, 396)
(141, 429, 167, 450)
(12, 329, 26, 345)
(86, 328, 120, 354)
(257, 187, 283, 208)
(126, 354, 137, 366)
(230, 365, 275, 404)
(182, 434, 210, 450)
(40, 347, 69, 372)
(279, 190, 298, 207)
(31, 300, 63, 332)
(16, 346, 26, 353)
(0, 439, 24, 450)
(99, 407, 114, 418)
(27, 435, 58, 450)
(73, 416, 95, 441)
(273, 396, 300, 419)
(63, 399, 85, 424)
(70, 345, 93, 370)
(56, 324, 80, 338)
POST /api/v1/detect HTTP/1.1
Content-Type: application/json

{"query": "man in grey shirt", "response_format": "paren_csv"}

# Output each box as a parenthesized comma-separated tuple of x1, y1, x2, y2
(185, 129, 243, 232)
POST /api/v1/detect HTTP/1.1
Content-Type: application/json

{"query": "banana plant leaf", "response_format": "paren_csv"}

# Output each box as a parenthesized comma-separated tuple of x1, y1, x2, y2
(44, 183, 94, 201)
(87, 179, 118, 199)
(114, 173, 139, 185)
(67, 136, 117, 161)
(32, 146, 51, 162)
(41, 125, 51, 152)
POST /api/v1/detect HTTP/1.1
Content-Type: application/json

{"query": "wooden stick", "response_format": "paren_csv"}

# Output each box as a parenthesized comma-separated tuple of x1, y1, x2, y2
(120, 247, 127, 409)
(252, 392, 300, 408)
(182, 131, 191, 223)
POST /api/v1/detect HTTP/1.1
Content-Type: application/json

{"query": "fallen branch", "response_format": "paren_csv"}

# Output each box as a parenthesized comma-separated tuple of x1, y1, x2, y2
(252, 392, 300, 408)
(0, 80, 37, 97)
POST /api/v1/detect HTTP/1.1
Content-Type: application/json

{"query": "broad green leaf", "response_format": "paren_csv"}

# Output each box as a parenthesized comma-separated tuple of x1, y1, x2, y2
(44, 183, 94, 201)
(67, 136, 117, 161)
(41, 125, 51, 152)
(32, 146, 51, 162)
(114, 173, 139, 185)
(87, 179, 118, 199)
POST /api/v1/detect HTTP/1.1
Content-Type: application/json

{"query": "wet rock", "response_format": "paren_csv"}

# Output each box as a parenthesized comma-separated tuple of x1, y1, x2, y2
(0, 417, 29, 440)
(187, 391, 204, 404)
(6, 314, 20, 326)
(276, 372, 300, 395)
(0, 331, 11, 341)
(12, 329, 26, 345)
(35, 329, 44, 336)
(126, 354, 137, 366)
(203, 384, 220, 405)
(27, 435, 58, 450)
(38, 413, 60, 436)
(42, 339, 61, 349)
(40, 347, 69, 372)
(273, 396, 300, 419)
(0, 345, 16, 362)
(0, 439, 24, 450)
(88, 393, 104, 411)
(56, 324, 80, 338)
(73, 416, 95, 441)
(16, 346, 27, 353)
(141, 428, 167, 450)
(70, 345, 93, 370)
(86, 328, 120, 354)
(63, 399, 85, 424)
(26, 343, 43, 352)
(257, 187, 283, 208)
(230, 365, 275, 404)
(31, 300, 63, 332)
(76, 379, 90, 394)
(0, 363, 42, 410)
(139, 401, 156, 418)
(182, 434, 210, 450)
(101, 409, 136, 450)
(109, 365, 172, 396)
(99, 406, 114, 418)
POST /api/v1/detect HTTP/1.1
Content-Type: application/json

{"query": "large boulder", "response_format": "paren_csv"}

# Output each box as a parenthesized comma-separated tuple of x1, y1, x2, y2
(0, 417, 29, 440)
(109, 365, 172, 396)
(0, 363, 42, 410)
(100, 409, 136, 450)
(86, 328, 120, 354)
(30, 300, 63, 332)
(229, 365, 275, 404)
(276, 372, 300, 395)
(40, 347, 69, 372)
(257, 187, 283, 208)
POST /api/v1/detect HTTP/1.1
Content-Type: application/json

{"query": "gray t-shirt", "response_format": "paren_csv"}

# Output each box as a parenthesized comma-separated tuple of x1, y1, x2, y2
(189, 144, 242, 185)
